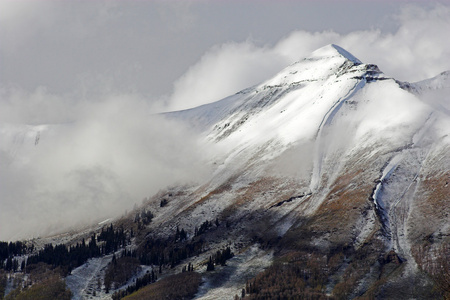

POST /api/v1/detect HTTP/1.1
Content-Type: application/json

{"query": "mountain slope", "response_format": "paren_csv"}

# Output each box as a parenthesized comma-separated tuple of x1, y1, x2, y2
(152, 44, 449, 299)
(171, 44, 440, 218)
(1, 44, 449, 299)
(169, 44, 449, 298)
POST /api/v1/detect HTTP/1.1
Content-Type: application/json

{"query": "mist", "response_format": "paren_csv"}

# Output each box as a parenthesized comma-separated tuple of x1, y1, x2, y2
(0, 92, 213, 240)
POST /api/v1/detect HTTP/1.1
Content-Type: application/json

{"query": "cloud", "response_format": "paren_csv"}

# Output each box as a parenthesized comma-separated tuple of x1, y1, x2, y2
(0, 86, 77, 125)
(167, 3, 450, 110)
(0, 90, 213, 240)
(339, 3, 450, 82)
(167, 41, 287, 111)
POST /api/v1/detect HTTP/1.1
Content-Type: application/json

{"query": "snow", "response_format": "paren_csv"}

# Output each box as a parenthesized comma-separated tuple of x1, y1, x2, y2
(2, 44, 450, 298)
(413, 70, 450, 91)
(372, 154, 403, 210)
(65, 250, 154, 300)
(310, 77, 366, 192)
(66, 255, 113, 300)
(195, 245, 273, 300)
(168, 44, 429, 201)
(161, 46, 449, 265)
(329, 44, 362, 64)
(98, 219, 111, 226)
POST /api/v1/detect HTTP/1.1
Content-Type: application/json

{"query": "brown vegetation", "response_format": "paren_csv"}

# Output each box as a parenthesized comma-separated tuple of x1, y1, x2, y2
(193, 175, 238, 207)
(413, 243, 450, 299)
(313, 167, 376, 245)
(410, 171, 450, 239)
(122, 272, 201, 300)
(245, 261, 331, 299)
(4, 273, 71, 300)
(417, 171, 449, 216)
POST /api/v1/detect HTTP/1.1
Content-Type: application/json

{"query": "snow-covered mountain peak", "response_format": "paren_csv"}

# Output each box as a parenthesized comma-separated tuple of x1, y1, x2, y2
(310, 44, 362, 65)
(166, 45, 442, 196)
(259, 44, 378, 90)
(170, 45, 390, 143)
(413, 70, 450, 91)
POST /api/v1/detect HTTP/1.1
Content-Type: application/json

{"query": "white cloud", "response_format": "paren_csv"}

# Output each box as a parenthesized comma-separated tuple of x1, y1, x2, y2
(0, 90, 213, 240)
(339, 3, 450, 82)
(167, 41, 287, 111)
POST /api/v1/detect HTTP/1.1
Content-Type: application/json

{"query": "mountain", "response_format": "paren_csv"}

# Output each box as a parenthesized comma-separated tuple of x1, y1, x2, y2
(1, 44, 449, 299)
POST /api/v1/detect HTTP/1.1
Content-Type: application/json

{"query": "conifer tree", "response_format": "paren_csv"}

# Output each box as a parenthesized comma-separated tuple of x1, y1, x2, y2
(206, 256, 214, 271)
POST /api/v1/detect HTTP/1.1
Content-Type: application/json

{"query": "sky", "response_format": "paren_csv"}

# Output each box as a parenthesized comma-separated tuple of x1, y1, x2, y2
(2, 0, 450, 113)
(1, 0, 450, 240)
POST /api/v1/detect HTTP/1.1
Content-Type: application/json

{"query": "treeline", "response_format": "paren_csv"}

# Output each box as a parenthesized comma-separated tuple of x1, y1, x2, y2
(0, 241, 29, 260)
(26, 235, 100, 275)
(27, 224, 131, 275)
(0, 241, 30, 272)
(110, 218, 219, 300)
(115, 219, 220, 298)
(214, 247, 234, 266)
(137, 231, 204, 268)
(137, 217, 220, 268)
(2, 214, 219, 276)
(1, 223, 132, 276)
(108, 232, 201, 300)
(2, 213, 231, 298)
(1, 242, 27, 273)
(97, 224, 129, 254)
(112, 264, 198, 300)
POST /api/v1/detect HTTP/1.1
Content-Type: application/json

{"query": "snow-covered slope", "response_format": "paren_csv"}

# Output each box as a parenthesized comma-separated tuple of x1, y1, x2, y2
(171, 44, 440, 196)
(413, 70, 450, 91)
(2, 44, 449, 299)
(159, 44, 449, 298)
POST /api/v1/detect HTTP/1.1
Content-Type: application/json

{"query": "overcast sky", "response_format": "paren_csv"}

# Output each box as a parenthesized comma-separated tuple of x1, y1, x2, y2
(1, 0, 450, 240)
(2, 0, 449, 113)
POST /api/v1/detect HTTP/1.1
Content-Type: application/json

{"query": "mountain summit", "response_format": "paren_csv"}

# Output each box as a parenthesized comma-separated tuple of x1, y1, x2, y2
(173, 44, 432, 192)
(1, 45, 449, 299)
